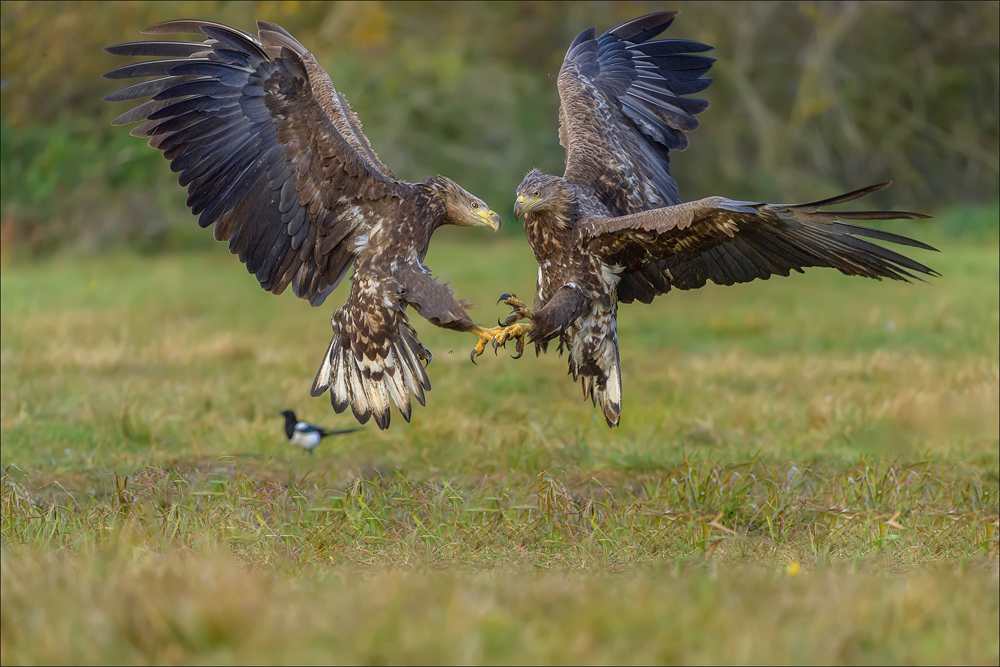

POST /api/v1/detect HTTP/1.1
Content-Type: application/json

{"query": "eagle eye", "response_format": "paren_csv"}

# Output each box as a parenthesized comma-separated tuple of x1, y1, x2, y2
(471, 201, 479, 209)
(532, 190, 540, 197)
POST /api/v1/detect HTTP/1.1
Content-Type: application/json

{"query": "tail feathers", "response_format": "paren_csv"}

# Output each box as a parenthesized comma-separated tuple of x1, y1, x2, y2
(572, 341, 623, 428)
(580, 366, 622, 428)
(565, 308, 622, 428)
(311, 319, 431, 430)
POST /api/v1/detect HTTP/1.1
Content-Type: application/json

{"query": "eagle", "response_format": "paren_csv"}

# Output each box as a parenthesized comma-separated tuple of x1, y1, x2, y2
(104, 19, 506, 429)
(478, 11, 938, 427)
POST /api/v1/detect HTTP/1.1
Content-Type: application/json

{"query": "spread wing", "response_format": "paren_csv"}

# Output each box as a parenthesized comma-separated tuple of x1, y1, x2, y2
(104, 20, 413, 305)
(583, 183, 939, 304)
(558, 12, 714, 214)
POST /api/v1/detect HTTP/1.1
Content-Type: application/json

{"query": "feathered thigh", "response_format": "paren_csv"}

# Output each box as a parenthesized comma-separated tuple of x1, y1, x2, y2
(563, 296, 622, 427)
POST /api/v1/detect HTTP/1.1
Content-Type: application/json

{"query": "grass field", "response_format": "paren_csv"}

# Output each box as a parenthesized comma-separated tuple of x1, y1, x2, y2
(2, 219, 998, 664)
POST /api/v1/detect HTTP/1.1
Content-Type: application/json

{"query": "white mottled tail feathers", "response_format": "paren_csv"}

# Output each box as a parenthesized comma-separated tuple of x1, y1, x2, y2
(579, 351, 622, 427)
(568, 321, 623, 428)
(311, 317, 432, 430)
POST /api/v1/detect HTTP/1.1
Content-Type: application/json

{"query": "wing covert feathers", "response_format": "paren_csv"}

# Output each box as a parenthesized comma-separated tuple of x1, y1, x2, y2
(585, 183, 937, 304)
(559, 11, 714, 212)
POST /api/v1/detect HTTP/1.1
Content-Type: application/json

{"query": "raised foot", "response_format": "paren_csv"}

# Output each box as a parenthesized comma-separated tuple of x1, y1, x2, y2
(470, 325, 509, 363)
(469, 322, 533, 362)
(469, 294, 536, 363)
(496, 293, 533, 327)
(491, 322, 532, 359)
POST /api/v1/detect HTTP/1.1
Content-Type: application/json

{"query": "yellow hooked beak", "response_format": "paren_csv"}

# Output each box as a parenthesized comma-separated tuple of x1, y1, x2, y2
(514, 194, 538, 221)
(473, 207, 502, 231)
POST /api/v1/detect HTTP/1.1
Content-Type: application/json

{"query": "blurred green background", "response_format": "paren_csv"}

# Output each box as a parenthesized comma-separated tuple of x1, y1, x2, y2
(1, 0, 998, 258)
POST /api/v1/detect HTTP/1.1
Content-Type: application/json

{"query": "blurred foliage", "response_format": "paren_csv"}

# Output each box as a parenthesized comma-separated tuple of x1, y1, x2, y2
(1, 0, 998, 254)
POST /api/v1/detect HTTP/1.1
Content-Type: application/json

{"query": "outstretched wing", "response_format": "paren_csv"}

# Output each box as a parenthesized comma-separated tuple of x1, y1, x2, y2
(584, 183, 939, 304)
(558, 12, 714, 214)
(104, 20, 412, 305)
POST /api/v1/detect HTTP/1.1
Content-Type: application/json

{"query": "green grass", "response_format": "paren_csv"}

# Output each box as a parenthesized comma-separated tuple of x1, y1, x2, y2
(1, 223, 998, 664)
(3, 553, 995, 665)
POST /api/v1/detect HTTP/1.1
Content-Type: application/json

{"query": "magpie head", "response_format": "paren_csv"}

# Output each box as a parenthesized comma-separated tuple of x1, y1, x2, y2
(279, 410, 297, 439)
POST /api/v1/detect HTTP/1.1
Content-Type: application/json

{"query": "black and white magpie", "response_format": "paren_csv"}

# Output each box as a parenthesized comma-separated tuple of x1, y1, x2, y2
(280, 410, 360, 454)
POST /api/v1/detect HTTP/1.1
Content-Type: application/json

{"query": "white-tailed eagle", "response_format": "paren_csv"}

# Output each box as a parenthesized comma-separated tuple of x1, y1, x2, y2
(105, 20, 507, 429)
(478, 11, 937, 427)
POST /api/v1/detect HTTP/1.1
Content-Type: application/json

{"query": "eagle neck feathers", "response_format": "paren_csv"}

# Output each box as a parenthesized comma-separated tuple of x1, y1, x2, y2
(417, 176, 463, 229)
(522, 176, 587, 263)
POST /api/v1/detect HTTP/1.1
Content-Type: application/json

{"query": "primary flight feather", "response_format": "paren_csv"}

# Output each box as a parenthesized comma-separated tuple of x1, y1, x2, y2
(105, 19, 507, 429)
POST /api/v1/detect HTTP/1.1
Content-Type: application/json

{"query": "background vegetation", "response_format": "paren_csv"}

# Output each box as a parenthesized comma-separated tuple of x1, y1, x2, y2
(1, 1, 998, 254)
(1, 1, 998, 664)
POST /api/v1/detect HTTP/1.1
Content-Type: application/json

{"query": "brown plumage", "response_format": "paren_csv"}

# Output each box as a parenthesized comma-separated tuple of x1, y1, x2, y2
(501, 12, 937, 428)
(105, 19, 502, 429)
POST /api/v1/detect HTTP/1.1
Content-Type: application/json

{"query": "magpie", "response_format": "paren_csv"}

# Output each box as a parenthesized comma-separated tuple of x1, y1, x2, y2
(280, 410, 361, 454)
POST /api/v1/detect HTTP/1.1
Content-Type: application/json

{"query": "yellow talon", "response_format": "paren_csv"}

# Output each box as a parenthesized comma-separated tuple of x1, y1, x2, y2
(469, 321, 533, 362)
(470, 324, 508, 363)
(496, 293, 534, 327)
(491, 322, 532, 359)
(469, 294, 536, 362)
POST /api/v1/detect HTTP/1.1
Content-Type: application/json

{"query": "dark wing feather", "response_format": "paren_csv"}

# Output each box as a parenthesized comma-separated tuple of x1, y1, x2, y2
(584, 183, 938, 304)
(558, 11, 714, 214)
(104, 19, 412, 305)
(253, 21, 398, 183)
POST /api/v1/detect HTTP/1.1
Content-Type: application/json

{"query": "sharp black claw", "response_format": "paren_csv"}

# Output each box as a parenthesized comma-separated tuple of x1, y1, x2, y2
(497, 293, 513, 305)
(511, 348, 523, 360)
(470, 348, 478, 364)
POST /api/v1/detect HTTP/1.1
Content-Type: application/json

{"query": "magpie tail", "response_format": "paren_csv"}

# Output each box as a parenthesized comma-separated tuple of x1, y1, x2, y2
(317, 427, 362, 438)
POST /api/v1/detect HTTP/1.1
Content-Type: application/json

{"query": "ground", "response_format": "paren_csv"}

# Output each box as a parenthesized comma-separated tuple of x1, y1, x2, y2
(1, 222, 997, 664)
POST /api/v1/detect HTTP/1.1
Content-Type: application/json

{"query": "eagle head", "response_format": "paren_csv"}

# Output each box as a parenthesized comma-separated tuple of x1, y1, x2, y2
(514, 170, 575, 224)
(427, 176, 501, 231)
